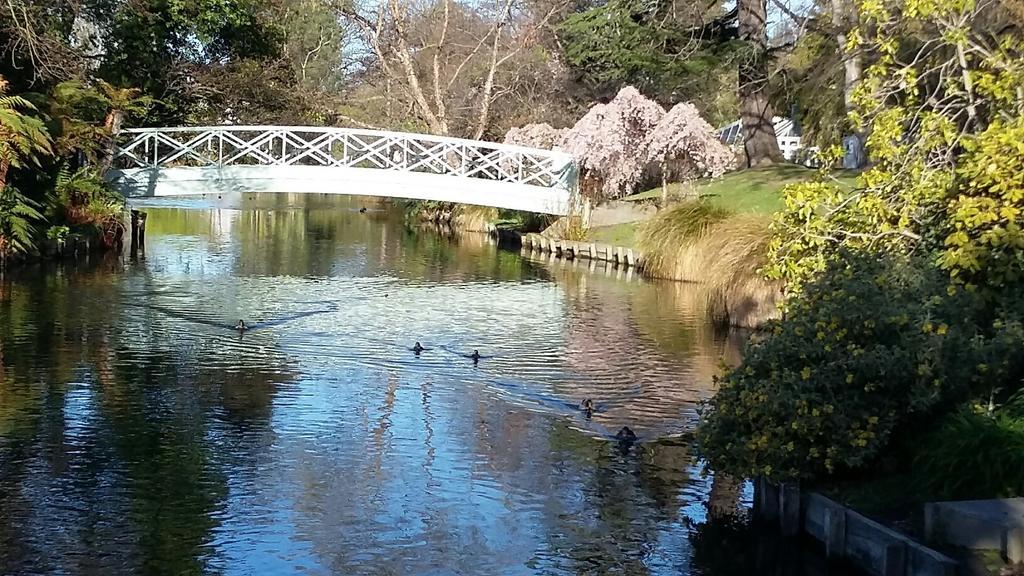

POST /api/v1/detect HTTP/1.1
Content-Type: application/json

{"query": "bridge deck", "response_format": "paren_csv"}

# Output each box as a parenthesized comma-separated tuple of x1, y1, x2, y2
(108, 126, 578, 215)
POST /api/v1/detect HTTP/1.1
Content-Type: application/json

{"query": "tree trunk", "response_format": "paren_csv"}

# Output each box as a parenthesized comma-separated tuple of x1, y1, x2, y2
(660, 159, 669, 207)
(472, 0, 515, 140)
(100, 110, 124, 175)
(738, 0, 784, 167)
(832, 0, 865, 167)
(472, 28, 504, 140)
(387, 0, 448, 135)
(708, 473, 742, 519)
(432, 0, 450, 132)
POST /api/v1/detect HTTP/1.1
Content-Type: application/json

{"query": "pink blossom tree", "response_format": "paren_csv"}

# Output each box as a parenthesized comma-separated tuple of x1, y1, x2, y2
(559, 86, 665, 200)
(502, 88, 733, 205)
(643, 102, 735, 203)
(502, 123, 567, 150)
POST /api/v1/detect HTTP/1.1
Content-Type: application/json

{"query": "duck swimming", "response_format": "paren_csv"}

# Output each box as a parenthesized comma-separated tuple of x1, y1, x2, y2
(615, 426, 637, 443)
(412, 342, 424, 354)
(236, 319, 248, 332)
(359, 207, 367, 213)
(580, 398, 594, 418)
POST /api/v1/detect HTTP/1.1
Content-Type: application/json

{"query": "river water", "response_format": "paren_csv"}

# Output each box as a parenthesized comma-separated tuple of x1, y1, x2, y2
(0, 195, 838, 575)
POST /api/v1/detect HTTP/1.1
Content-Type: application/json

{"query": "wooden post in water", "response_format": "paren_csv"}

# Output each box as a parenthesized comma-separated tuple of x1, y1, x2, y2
(882, 542, 906, 576)
(780, 482, 801, 536)
(130, 210, 148, 258)
(824, 504, 847, 558)
(754, 477, 780, 522)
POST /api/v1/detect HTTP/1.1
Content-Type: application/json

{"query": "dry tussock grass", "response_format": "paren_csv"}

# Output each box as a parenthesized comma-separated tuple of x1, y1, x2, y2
(638, 202, 781, 327)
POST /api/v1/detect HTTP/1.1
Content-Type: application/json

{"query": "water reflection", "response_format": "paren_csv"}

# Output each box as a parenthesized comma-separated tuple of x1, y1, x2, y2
(0, 195, 845, 575)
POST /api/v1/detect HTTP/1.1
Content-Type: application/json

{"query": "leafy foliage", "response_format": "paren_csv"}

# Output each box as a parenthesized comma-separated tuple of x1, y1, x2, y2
(773, 30, 846, 150)
(698, 0, 1024, 488)
(0, 70, 140, 260)
(557, 0, 739, 124)
(913, 408, 1024, 500)
(765, 0, 1024, 295)
(0, 187, 43, 259)
(700, 251, 1024, 481)
(0, 76, 53, 181)
(95, 81, 153, 124)
(46, 225, 69, 242)
(96, 0, 283, 123)
(44, 80, 109, 161)
(52, 167, 125, 247)
(939, 117, 1024, 291)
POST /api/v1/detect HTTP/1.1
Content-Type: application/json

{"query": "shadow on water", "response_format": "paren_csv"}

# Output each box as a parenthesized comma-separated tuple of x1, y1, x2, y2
(0, 267, 297, 573)
(689, 512, 859, 576)
(1, 195, 856, 575)
(126, 299, 341, 331)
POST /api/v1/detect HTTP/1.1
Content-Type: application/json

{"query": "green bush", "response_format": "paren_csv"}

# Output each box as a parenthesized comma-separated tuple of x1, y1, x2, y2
(913, 407, 1024, 501)
(697, 250, 1024, 482)
(46, 225, 69, 241)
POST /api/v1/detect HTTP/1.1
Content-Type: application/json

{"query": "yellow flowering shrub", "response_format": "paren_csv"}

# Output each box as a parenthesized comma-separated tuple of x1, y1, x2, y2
(698, 251, 1024, 482)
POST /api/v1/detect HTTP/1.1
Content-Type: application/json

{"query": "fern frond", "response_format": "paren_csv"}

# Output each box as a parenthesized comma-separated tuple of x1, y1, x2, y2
(0, 95, 38, 111)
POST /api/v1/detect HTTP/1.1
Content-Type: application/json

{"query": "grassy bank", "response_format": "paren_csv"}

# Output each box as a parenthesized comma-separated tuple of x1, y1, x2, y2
(624, 164, 860, 214)
(584, 222, 638, 247)
(585, 164, 852, 248)
(577, 166, 820, 327)
(635, 201, 780, 327)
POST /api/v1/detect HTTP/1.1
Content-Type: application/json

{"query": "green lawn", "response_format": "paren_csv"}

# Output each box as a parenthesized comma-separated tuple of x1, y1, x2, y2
(623, 164, 861, 215)
(585, 222, 638, 247)
(583, 164, 861, 248)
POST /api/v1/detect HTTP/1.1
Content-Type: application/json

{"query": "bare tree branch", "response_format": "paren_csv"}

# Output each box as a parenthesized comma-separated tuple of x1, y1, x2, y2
(432, 0, 450, 130)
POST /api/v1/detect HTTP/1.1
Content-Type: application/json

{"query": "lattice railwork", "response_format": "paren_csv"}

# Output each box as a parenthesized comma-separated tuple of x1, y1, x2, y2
(113, 126, 577, 192)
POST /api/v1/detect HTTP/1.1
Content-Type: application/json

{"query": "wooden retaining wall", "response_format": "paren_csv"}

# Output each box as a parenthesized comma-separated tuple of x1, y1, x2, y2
(755, 479, 958, 576)
(519, 244, 645, 282)
(519, 233, 643, 269)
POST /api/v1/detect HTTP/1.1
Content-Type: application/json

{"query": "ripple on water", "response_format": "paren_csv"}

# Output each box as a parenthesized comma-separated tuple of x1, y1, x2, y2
(0, 202, 788, 576)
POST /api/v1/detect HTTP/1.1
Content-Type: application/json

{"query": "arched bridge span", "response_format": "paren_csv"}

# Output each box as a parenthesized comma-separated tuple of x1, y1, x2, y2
(108, 126, 578, 215)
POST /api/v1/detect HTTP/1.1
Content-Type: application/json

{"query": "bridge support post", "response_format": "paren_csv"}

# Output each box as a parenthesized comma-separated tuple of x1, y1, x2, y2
(130, 210, 147, 258)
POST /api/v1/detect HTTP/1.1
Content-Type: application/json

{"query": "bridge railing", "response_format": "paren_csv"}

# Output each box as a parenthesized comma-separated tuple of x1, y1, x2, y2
(112, 126, 577, 192)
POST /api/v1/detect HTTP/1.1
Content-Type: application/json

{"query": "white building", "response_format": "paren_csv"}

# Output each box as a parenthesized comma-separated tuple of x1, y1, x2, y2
(718, 117, 814, 164)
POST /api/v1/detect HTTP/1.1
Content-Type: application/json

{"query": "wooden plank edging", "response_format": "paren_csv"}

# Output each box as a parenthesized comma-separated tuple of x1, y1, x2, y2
(804, 492, 958, 576)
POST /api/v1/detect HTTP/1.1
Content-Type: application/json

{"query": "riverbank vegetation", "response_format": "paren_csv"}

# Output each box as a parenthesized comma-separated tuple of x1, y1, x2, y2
(0, 76, 151, 268)
(402, 202, 553, 235)
(636, 203, 778, 327)
(585, 165, 841, 250)
(697, 0, 1024, 519)
(624, 165, 860, 214)
(0, 0, 882, 284)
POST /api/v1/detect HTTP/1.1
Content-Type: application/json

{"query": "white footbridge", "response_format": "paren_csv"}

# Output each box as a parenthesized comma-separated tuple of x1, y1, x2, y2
(107, 126, 578, 215)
